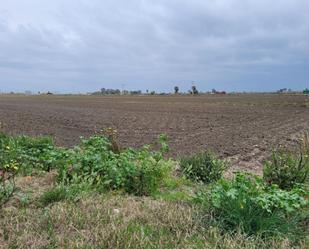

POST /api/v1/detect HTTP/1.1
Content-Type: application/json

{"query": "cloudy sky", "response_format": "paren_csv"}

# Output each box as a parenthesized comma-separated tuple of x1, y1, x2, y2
(0, 0, 308, 93)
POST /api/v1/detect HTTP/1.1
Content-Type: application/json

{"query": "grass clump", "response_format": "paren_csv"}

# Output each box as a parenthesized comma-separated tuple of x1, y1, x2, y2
(263, 150, 309, 190)
(39, 182, 93, 207)
(39, 185, 68, 206)
(196, 173, 308, 242)
(180, 151, 225, 184)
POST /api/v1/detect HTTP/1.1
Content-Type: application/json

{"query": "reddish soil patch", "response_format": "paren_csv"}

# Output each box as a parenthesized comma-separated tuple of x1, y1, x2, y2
(1, 94, 309, 174)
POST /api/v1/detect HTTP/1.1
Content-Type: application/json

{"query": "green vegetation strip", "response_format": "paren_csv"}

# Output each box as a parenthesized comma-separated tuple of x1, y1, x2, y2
(0, 131, 308, 248)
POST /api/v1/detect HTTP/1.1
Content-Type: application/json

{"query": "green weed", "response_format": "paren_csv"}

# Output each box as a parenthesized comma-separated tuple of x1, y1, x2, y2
(180, 152, 225, 184)
(196, 173, 308, 242)
(263, 150, 309, 190)
(57, 134, 173, 196)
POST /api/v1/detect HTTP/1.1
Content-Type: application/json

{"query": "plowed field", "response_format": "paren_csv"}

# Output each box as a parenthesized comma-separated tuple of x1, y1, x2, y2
(1, 94, 309, 174)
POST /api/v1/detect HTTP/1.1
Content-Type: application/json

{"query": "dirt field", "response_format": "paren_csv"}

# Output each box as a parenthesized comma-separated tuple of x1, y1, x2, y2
(1, 94, 309, 174)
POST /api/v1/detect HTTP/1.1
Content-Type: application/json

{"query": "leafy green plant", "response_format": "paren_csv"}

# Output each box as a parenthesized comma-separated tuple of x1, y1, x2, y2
(263, 150, 309, 190)
(0, 131, 173, 197)
(15, 192, 30, 207)
(15, 136, 65, 174)
(0, 132, 64, 175)
(196, 173, 308, 240)
(180, 152, 225, 184)
(122, 150, 172, 195)
(0, 136, 19, 206)
(57, 134, 173, 196)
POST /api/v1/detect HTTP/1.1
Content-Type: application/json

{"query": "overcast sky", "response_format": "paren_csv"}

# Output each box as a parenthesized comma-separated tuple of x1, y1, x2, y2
(0, 0, 308, 93)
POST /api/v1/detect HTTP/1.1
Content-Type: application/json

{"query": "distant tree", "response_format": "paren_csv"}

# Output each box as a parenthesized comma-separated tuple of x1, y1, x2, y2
(192, 85, 198, 95)
(130, 90, 142, 95)
(100, 88, 121, 95)
(150, 91, 155, 95)
(146, 89, 149, 94)
(174, 86, 179, 94)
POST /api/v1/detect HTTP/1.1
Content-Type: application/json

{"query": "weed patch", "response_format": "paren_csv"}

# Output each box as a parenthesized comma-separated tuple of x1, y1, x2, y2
(263, 150, 309, 190)
(180, 152, 225, 184)
(57, 134, 173, 196)
(196, 173, 308, 242)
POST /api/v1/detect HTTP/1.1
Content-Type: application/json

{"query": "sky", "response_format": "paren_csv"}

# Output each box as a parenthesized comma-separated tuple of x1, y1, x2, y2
(0, 0, 308, 93)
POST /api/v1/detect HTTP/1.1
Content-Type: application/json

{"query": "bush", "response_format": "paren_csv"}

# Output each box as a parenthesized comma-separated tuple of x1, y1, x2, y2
(263, 150, 309, 190)
(14, 136, 60, 172)
(0, 131, 173, 197)
(180, 152, 225, 184)
(57, 134, 173, 196)
(0, 132, 63, 175)
(196, 173, 308, 240)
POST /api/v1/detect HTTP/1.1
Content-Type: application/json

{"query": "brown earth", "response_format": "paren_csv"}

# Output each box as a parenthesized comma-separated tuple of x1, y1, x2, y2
(0, 93, 309, 175)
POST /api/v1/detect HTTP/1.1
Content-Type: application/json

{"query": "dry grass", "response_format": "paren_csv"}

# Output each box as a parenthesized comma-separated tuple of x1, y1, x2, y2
(1, 192, 307, 249)
(300, 132, 309, 156)
(2, 171, 57, 209)
(0, 167, 308, 249)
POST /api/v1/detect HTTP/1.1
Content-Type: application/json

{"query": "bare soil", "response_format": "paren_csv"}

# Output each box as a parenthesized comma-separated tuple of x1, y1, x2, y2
(1, 94, 309, 174)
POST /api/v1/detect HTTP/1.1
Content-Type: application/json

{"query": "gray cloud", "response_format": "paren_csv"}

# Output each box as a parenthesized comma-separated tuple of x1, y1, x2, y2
(0, 0, 308, 93)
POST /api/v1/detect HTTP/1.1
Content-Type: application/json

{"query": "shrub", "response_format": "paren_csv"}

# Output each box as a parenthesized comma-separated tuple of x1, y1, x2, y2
(0, 133, 63, 175)
(196, 173, 308, 240)
(263, 150, 309, 190)
(57, 134, 173, 196)
(1, 131, 173, 198)
(14, 136, 59, 172)
(180, 152, 225, 184)
(121, 150, 172, 195)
